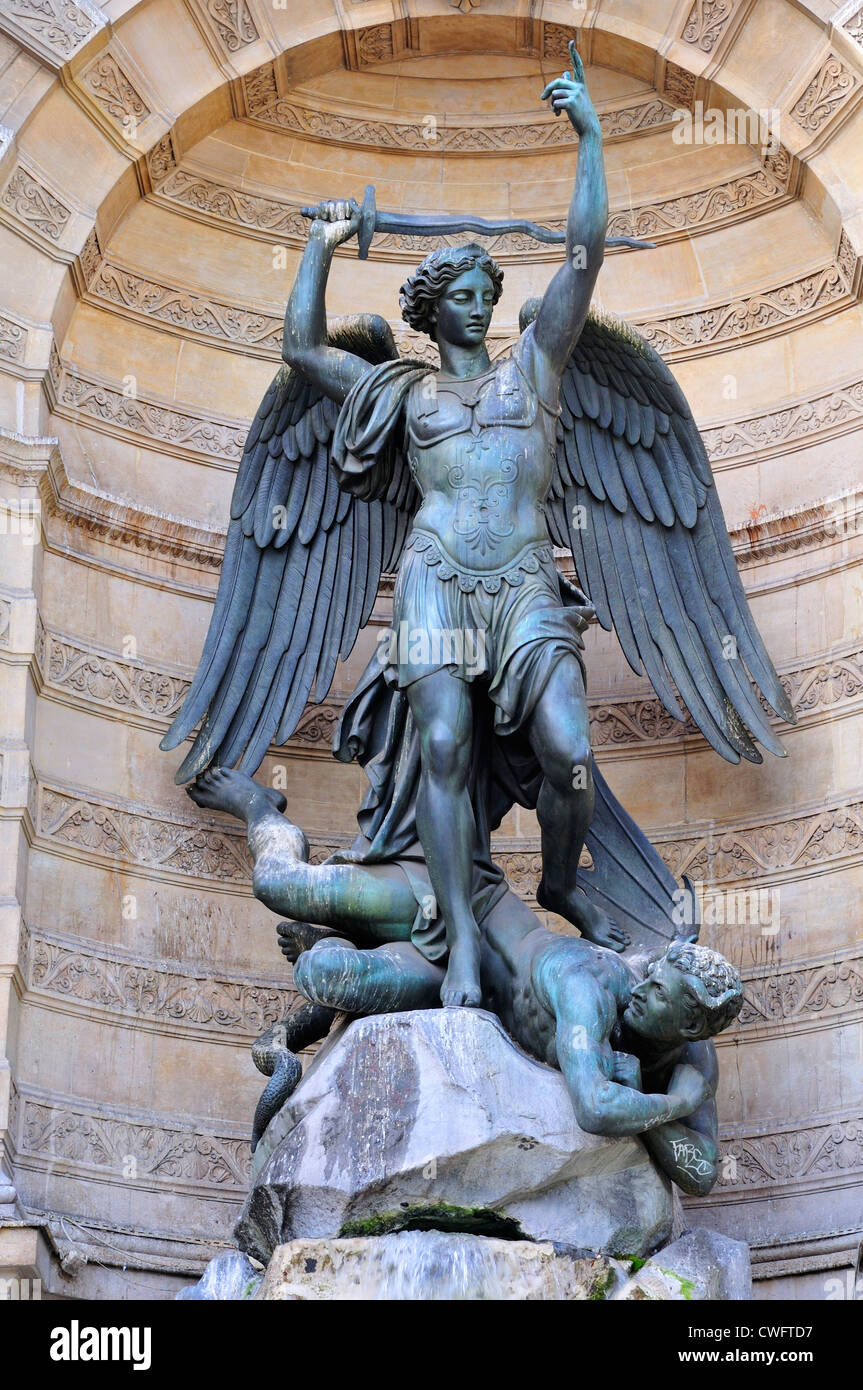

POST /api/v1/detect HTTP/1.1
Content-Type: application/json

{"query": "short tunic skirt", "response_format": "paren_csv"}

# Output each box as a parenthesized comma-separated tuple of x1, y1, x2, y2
(383, 529, 589, 735)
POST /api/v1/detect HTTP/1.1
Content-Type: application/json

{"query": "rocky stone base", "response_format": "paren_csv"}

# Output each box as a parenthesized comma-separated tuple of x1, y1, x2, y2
(236, 1009, 672, 1265)
(179, 1227, 751, 1301)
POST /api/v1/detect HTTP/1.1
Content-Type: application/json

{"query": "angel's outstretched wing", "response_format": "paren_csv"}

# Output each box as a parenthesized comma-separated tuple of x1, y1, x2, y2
(161, 315, 422, 783)
(535, 306, 795, 763)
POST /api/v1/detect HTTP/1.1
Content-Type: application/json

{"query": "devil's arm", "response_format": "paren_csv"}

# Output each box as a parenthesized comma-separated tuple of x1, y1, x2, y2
(282, 233, 370, 404)
(547, 966, 700, 1138)
(640, 1042, 720, 1196)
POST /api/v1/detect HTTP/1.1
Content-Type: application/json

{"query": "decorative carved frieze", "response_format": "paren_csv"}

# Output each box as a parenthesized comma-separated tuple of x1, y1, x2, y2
(663, 62, 697, 107)
(20, 922, 292, 1038)
(241, 90, 680, 151)
(715, 1113, 863, 1192)
(542, 23, 577, 63)
(39, 627, 192, 721)
(36, 782, 253, 882)
(243, 61, 277, 114)
(30, 772, 863, 891)
(357, 24, 394, 66)
(11, 1085, 251, 1191)
(702, 376, 863, 462)
(157, 168, 307, 236)
(657, 793, 863, 884)
(606, 165, 789, 242)
(0, 313, 26, 361)
(48, 360, 247, 466)
(77, 226, 101, 288)
(0, 164, 71, 243)
(195, 0, 258, 54)
(0, 0, 104, 61)
(843, 6, 863, 45)
(151, 160, 792, 263)
(88, 262, 283, 353)
(790, 53, 859, 135)
(681, 0, 737, 53)
(147, 134, 177, 186)
(734, 949, 863, 1033)
(32, 607, 863, 762)
(637, 255, 854, 359)
(0, 596, 11, 648)
(79, 51, 151, 132)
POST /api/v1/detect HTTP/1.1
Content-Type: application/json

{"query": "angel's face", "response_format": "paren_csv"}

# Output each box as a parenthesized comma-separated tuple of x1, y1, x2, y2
(432, 267, 495, 347)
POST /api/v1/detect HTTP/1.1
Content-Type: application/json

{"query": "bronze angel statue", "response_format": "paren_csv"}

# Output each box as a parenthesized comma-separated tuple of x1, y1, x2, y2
(161, 44, 794, 1028)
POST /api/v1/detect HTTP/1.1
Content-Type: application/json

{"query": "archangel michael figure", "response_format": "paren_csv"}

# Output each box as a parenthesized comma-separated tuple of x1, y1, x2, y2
(161, 44, 795, 1014)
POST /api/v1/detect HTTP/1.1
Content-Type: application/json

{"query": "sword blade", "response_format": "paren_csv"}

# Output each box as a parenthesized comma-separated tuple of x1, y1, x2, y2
(375, 210, 566, 245)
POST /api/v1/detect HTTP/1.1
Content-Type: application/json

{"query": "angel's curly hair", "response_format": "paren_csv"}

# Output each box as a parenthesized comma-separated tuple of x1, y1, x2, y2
(400, 244, 504, 339)
(658, 941, 744, 1038)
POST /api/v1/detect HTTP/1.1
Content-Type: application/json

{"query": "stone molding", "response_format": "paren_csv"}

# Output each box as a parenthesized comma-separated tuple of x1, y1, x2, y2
(30, 612, 863, 760)
(842, 5, 863, 46)
(240, 76, 681, 153)
(714, 1111, 863, 1196)
(148, 154, 797, 265)
(17, 916, 861, 1049)
(0, 161, 72, 247)
(2, 428, 861, 598)
(186, 0, 259, 57)
(32, 778, 254, 884)
(700, 374, 863, 465)
(637, 233, 858, 360)
(78, 50, 151, 132)
(8, 1083, 251, 1195)
(143, 174, 862, 356)
(731, 945, 863, 1037)
(0, 0, 105, 66)
(0, 431, 226, 579)
(24, 767, 863, 895)
(680, 0, 740, 54)
(46, 353, 247, 470)
(19, 921, 292, 1041)
(789, 51, 861, 139)
(655, 790, 863, 887)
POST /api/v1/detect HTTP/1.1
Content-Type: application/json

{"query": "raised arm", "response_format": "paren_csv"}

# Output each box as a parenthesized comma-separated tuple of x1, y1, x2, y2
(530, 42, 608, 387)
(549, 967, 710, 1139)
(638, 1041, 720, 1196)
(282, 198, 371, 404)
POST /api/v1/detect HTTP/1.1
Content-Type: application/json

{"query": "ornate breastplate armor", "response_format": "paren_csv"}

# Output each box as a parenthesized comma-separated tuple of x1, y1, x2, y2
(405, 354, 556, 576)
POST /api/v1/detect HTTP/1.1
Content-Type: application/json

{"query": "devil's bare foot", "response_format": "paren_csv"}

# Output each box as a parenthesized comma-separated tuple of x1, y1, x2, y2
(537, 882, 630, 952)
(187, 767, 286, 822)
(276, 920, 340, 964)
(441, 939, 482, 1008)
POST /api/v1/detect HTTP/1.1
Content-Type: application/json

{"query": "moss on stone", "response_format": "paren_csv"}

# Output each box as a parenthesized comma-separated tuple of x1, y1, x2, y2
(587, 1266, 617, 1300)
(339, 1203, 525, 1241)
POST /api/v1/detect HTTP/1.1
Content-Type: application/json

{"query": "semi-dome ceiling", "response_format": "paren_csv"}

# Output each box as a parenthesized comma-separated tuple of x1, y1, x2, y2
(3, 2, 863, 532)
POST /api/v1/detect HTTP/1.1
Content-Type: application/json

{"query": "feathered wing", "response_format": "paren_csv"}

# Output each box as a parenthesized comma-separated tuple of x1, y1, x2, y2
(539, 308, 795, 763)
(161, 315, 422, 783)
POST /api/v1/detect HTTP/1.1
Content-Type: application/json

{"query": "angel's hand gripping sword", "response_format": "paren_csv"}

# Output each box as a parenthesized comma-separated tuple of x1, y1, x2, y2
(301, 185, 654, 257)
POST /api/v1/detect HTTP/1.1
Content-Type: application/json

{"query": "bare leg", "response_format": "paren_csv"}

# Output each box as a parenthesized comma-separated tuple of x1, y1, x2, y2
(406, 670, 482, 1008)
(188, 768, 416, 936)
(295, 937, 444, 1015)
(527, 659, 629, 952)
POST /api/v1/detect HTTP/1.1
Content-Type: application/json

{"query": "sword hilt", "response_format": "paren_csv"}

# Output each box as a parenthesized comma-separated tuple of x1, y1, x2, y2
(357, 184, 376, 260)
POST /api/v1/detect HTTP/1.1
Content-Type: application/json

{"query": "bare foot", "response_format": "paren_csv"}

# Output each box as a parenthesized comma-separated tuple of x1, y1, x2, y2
(187, 766, 286, 823)
(441, 938, 483, 1008)
(537, 882, 630, 952)
(276, 920, 340, 964)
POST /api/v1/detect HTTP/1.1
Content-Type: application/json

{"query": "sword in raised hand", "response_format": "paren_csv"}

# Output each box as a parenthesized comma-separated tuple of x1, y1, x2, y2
(301, 185, 654, 258)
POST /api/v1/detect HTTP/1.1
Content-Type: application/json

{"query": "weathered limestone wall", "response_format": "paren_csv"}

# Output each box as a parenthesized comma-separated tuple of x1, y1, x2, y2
(0, 0, 861, 1298)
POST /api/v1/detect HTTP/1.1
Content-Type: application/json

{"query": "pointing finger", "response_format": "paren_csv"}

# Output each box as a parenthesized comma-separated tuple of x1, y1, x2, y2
(569, 40, 586, 83)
